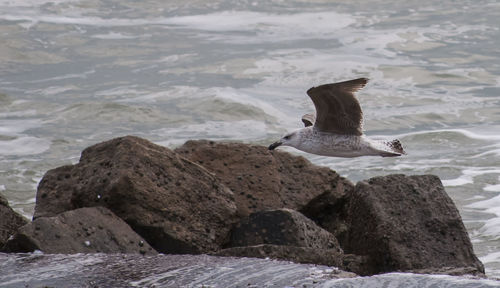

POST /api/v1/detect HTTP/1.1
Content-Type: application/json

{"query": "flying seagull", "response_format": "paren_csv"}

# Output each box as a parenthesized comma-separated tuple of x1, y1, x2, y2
(268, 78, 405, 157)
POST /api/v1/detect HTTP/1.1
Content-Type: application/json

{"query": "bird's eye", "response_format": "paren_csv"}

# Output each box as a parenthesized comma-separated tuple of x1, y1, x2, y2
(284, 135, 291, 140)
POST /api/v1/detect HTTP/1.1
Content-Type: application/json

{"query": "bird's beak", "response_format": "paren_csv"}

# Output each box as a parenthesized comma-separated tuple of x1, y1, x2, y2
(268, 141, 282, 150)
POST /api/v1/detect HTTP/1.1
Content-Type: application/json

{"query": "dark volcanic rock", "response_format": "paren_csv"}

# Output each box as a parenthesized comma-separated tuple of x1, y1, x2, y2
(175, 140, 352, 217)
(33, 136, 237, 254)
(0, 194, 28, 248)
(3, 206, 156, 254)
(228, 208, 342, 252)
(216, 244, 345, 268)
(0, 254, 360, 287)
(221, 208, 344, 268)
(344, 174, 484, 276)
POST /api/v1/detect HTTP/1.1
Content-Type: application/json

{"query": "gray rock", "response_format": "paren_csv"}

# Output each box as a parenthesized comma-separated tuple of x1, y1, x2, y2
(228, 208, 342, 252)
(0, 253, 361, 288)
(216, 244, 346, 268)
(175, 140, 352, 217)
(344, 174, 484, 276)
(3, 206, 156, 254)
(33, 136, 238, 254)
(0, 194, 28, 248)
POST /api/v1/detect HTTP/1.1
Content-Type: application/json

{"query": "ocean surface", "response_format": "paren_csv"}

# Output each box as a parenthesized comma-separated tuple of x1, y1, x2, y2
(0, 0, 499, 285)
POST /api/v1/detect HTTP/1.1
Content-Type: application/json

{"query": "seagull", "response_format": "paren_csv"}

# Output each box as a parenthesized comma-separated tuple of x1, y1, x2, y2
(268, 78, 405, 157)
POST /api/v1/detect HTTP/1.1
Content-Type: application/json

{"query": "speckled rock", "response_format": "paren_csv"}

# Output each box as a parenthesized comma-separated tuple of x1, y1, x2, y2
(33, 136, 238, 254)
(228, 208, 342, 251)
(3, 206, 156, 254)
(216, 244, 345, 268)
(344, 174, 484, 276)
(175, 140, 352, 217)
(0, 194, 28, 248)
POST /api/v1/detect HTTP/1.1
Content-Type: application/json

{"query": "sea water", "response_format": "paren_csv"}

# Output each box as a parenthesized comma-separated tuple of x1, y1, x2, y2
(0, 0, 499, 284)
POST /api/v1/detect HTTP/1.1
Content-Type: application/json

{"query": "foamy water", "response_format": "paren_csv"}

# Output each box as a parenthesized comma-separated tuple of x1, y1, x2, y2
(1, 0, 499, 282)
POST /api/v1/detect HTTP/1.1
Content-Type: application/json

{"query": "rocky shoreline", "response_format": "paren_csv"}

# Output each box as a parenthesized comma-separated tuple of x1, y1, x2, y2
(0, 136, 485, 278)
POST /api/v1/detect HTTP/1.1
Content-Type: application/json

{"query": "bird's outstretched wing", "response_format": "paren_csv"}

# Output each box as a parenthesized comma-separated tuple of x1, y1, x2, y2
(306, 78, 367, 135)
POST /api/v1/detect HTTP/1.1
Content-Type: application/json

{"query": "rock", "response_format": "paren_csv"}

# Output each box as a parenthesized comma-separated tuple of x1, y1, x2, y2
(0, 194, 28, 248)
(215, 244, 346, 268)
(225, 208, 344, 268)
(33, 136, 238, 254)
(0, 253, 360, 287)
(300, 183, 353, 243)
(175, 140, 352, 217)
(2, 206, 156, 254)
(343, 174, 484, 276)
(342, 254, 371, 275)
(228, 208, 341, 252)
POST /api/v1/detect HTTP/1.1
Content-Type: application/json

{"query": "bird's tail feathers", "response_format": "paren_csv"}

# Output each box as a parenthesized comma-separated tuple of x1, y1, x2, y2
(384, 139, 406, 156)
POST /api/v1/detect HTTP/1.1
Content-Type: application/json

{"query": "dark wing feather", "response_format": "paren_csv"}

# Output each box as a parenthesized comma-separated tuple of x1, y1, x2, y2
(306, 78, 367, 135)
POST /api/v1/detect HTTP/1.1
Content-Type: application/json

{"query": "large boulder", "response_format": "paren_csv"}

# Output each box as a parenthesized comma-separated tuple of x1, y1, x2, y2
(343, 174, 484, 275)
(0, 194, 28, 248)
(175, 140, 352, 217)
(221, 208, 343, 267)
(2, 206, 156, 254)
(216, 245, 345, 268)
(33, 136, 238, 254)
(228, 208, 341, 251)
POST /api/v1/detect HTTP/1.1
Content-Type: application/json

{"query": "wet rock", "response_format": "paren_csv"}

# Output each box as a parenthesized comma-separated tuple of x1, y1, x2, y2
(175, 140, 352, 217)
(300, 182, 353, 243)
(33, 136, 237, 254)
(0, 194, 28, 248)
(2, 206, 156, 254)
(228, 208, 341, 251)
(216, 244, 345, 268)
(344, 174, 484, 276)
(0, 253, 359, 287)
(342, 254, 371, 275)
(225, 208, 344, 267)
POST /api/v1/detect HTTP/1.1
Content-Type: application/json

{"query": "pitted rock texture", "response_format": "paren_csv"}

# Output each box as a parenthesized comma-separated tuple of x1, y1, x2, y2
(0, 194, 28, 248)
(216, 244, 345, 268)
(344, 174, 484, 276)
(175, 140, 352, 217)
(3, 206, 156, 254)
(228, 208, 341, 252)
(33, 136, 238, 254)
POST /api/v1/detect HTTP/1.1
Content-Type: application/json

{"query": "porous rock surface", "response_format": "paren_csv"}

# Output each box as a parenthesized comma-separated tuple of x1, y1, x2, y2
(33, 136, 238, 254)
(0, 194, 28, 248)
(175, 140, 352, 217)
(3, 206, 156, 254)
(216, 244, 344, 268)
(228, 208, 340, 251)
(13, 136, 484, 278)
(343, 174, 485, 275)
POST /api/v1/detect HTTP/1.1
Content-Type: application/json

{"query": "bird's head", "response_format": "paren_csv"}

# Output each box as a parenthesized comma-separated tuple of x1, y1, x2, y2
(268, 131, 299, 150)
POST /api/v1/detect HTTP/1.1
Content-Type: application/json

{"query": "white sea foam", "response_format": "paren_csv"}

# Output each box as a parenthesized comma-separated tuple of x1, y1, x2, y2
(91, 32, 142, 40)
(165, 11, 355, 42)
(442, 177, 473, 187)
(0, 136, 50, 156)
(321, 272, 500, 288)
(467, 193, 500, 240)
(443, 169, 500, 188)
(481, 251, 500, 265)
(382, 128, 500, 142)
(30, 85, 78, 96)
(0, 119, 42, 136)
(154, 119, 274, 147)
(0, 0, 79, 7)
(485, 184, 500, 192)
(1, 10, 354, 40)
(213, 86, 292, 123)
